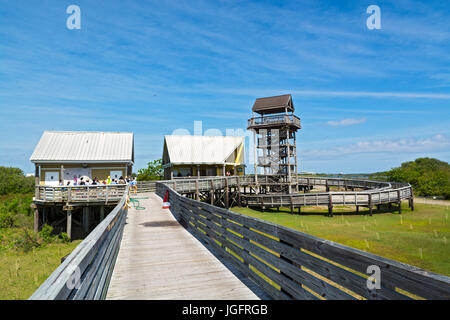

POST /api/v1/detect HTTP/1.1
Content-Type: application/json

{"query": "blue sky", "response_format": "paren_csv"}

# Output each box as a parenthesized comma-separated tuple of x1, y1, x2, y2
(0, 0, 449, 174)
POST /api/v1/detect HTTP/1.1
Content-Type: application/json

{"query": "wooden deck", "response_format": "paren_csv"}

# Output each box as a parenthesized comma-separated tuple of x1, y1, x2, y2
(106, 192, 260, 300)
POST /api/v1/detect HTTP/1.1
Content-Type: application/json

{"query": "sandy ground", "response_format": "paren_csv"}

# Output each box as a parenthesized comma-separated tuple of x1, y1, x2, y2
(413, 197, 450, 206)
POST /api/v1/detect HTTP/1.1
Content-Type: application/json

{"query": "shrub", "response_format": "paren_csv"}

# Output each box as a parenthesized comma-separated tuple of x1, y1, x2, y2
(13, 228, 41, 252)
(0, 212, 15, 228)
(59, 232, 71, 243)
(387, 158, 450, 199)
(38, 224, 56, 243)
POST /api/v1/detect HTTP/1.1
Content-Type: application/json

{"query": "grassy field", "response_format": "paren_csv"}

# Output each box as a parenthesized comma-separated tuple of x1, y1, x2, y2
(231, 202, 450, 276)
(0, 228, 81, 300)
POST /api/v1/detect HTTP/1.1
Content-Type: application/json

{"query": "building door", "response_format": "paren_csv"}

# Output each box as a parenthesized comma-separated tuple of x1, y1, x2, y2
(206, 168, 216, 176)
(45, 172, 59, 186)
(110, 170, 123, 180)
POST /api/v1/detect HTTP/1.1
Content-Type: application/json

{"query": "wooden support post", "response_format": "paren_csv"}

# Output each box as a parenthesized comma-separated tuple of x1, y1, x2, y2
(195, 180, 199, 200)
(298, 206, 301, 214)
(325, 180, 329, 192)
(83, 207, 89, 234)
(306, 178, 310, 193)
(253, 128, 258, 184)
(42, 207, 46, 225)
(286, 128, 292, 194)
(210, 180, 214, 205)
(237, 176, 241, 207)
(409, 197, 414, 211)
(328, 194, 333, 217)
(290, 196, 294, 215)
(34, 164, 40, 200)
(398, 200, 402, 214)
(368, 194, 373, 216)
(34, 207, 39, 232)
(224, 178, 229, 208)
(293, 131, 299, 190)
(356, 205, 359, 213)
(100, 205, 105, 221)
(66, 210, 72, 240)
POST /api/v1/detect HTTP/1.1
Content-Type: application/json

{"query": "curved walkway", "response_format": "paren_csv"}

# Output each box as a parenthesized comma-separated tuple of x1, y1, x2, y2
(106, 192, 260, 300)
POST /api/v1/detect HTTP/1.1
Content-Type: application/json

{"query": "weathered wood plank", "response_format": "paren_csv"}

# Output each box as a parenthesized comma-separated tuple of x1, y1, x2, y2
(106, 193, 260, 300)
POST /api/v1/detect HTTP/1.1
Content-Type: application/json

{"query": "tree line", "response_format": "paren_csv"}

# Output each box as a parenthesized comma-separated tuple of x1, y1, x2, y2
(0, 167, 34, 195)
(386, 158, 450, 200)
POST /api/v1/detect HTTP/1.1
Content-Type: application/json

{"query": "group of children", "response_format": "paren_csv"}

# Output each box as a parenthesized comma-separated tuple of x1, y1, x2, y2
(63, 176, 138, 192)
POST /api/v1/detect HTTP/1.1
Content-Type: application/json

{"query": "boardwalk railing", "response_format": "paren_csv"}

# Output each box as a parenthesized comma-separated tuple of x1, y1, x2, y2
(34, 185, 127, 203)
(29, 186, 129, 300)
(156, 182, 450, 300)
(156, 175, 412, 212)
(136, 181, 156, 193)
(248, 114, 301, 129)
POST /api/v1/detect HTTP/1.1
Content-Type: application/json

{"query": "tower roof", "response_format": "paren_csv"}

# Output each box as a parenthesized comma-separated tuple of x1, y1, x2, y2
(252, 94, 294, 115)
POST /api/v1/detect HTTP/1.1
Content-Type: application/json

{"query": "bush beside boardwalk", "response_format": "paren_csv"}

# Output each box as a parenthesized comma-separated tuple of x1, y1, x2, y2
(0, 167, 81, 299)
(0, 194, 82, 299)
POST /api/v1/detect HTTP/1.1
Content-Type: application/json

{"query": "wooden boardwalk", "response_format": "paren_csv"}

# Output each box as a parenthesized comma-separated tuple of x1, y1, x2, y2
(106, 192, 260, 300)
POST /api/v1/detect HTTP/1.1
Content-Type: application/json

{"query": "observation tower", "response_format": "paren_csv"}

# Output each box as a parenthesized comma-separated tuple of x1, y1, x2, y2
(247, 94, 301, 193)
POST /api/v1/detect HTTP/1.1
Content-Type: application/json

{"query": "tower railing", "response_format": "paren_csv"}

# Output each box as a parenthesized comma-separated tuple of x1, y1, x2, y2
(247, 114, 301, 129)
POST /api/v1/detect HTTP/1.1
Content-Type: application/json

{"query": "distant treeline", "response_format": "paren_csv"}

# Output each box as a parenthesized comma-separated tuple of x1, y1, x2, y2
(387, 158, 450, 200)
(0, 167, 34, 195)
(136, 159, 163, 181)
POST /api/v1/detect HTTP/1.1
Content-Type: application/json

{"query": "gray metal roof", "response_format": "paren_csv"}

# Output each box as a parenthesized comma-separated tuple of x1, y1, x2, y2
(252, 94, 294, 115)
(30, 131, 134, 164)
(164, 135, 244, 165)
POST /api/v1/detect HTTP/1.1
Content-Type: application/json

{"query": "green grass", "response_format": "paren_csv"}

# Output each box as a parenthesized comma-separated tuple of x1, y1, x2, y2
(0, 228, 81, 300)
(231, 203, 450, 276)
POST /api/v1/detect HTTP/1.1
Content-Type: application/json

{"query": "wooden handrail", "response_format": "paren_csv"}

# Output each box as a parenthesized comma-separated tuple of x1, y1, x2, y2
(29, 186, 129, 300)
(154, 175, 411, 208)
(248, 114, 301, 128)
(34, 185, 127, 203)
(156, 182, 450, 300)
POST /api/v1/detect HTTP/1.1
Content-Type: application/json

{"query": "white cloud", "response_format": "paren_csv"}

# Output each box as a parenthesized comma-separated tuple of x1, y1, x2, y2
(304, 134, 450, 158)
(326, 118, 366, 127)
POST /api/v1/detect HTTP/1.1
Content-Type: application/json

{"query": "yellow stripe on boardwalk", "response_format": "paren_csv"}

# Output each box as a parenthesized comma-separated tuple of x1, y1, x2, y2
(106, 193, 259, 300)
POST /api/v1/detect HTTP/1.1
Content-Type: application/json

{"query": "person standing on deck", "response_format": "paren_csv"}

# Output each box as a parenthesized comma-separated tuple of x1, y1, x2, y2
(130, 177, 137, 194)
